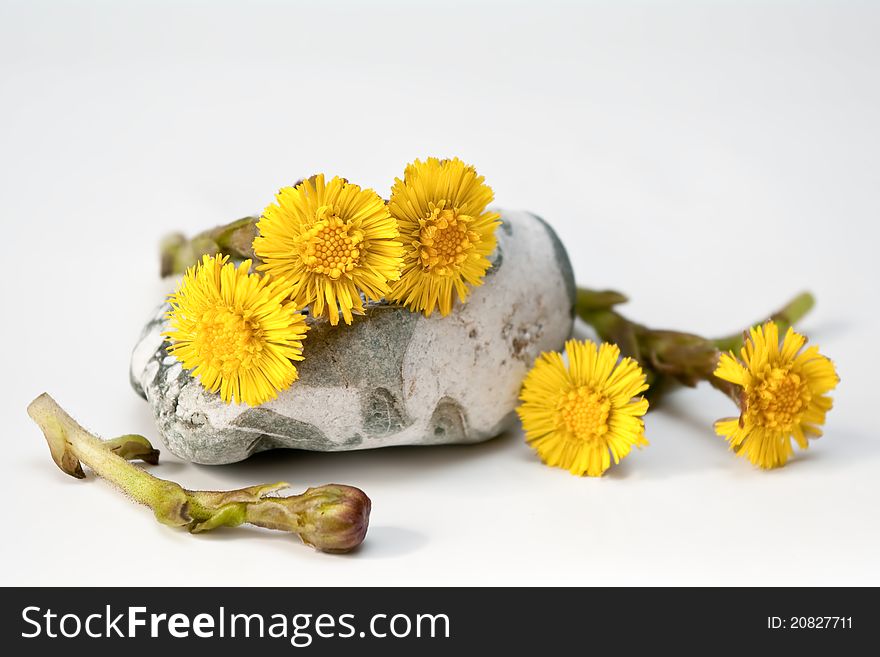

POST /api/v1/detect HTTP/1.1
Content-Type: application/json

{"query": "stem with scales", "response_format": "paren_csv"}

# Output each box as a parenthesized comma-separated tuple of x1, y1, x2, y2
(575, 289, 815, 405)
(27, 393, 371, 553)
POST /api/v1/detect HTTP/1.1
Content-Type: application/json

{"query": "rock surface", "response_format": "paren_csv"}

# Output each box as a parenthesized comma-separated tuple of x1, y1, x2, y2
(130, 210, 575, 464)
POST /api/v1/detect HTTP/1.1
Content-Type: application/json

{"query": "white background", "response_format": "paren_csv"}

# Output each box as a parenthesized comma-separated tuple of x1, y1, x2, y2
(2, 0, 878, 586)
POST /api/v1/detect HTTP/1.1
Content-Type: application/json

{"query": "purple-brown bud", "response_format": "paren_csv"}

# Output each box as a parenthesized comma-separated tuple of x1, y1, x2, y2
(245, 484, 371, 553)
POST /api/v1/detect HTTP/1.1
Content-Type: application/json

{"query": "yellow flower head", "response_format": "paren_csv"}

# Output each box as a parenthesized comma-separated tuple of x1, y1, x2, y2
(388, 157, 501, 316)
(517, 340, 650, 476)
(164, 254, 308, 406)
(714, 321, 839, 469)
(254, 174, 404, 326)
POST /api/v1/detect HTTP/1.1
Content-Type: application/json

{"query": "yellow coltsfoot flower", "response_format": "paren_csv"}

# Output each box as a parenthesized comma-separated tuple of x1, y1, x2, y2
(713, 321, 839, 469)
(388, 157, 501, 316)
(517, 340, 650, 476)
(164, 254, 308, 406)
(254, 174, 403, 325)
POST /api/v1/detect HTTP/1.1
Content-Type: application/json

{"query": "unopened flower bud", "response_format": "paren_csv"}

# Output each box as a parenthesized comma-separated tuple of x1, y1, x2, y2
(246, 484, 371, 553)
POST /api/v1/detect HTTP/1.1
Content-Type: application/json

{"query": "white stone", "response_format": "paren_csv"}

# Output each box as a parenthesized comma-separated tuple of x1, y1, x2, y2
(130, 210, 575, 464)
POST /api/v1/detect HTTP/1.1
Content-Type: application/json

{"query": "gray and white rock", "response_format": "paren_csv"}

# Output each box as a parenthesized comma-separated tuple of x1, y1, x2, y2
(130, 210, 575, 464)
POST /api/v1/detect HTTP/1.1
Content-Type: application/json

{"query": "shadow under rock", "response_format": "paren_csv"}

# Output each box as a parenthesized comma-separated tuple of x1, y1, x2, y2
(197, 429, 522, 489)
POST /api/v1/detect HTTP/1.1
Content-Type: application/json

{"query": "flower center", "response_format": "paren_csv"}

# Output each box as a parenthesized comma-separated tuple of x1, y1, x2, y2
(418, 206, 480, 275)
(193, 306, 264, 374)
(557, 386, 611, 442)
(747, 366, 811, 431)
(298, 206, 364, 280)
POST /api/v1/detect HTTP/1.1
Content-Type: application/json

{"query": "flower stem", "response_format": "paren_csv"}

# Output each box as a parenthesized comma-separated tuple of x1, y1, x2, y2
(711, 291, 814, 353)
(27, 393, 370, 552)
(574, 288, 815, 405)
(160, 216, 259, 277)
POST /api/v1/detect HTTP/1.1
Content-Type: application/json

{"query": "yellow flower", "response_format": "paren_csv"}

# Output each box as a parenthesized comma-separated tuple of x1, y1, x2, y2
(164, 254, 308, 406)
(714, 321, 839, 469)
(388, 157, 501, 316)
(517, 340, 650, 476)
(254, 175, 403, 326)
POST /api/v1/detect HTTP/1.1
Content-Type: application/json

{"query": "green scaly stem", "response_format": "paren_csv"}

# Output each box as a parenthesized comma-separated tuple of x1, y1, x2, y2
(575, 289, 815, 405)
(27, 393, 370, 553)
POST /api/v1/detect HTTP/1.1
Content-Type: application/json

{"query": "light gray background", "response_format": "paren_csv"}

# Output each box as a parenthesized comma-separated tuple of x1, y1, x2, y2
(2, 0, 877, 585)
